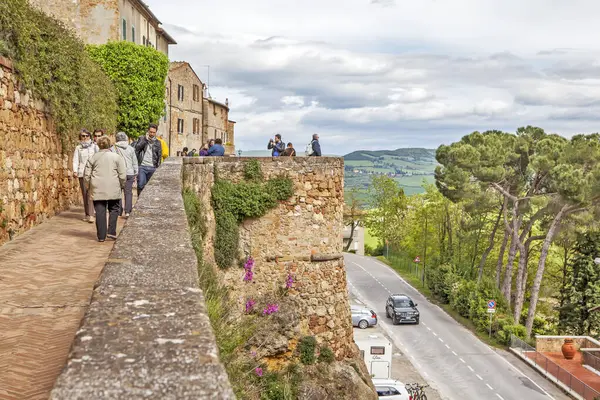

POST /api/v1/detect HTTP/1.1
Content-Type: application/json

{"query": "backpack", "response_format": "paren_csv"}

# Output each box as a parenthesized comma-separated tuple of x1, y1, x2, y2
(305, 141, 315, 156)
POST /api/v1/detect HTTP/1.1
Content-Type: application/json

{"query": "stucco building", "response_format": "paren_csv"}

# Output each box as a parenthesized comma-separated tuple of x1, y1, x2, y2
(203, 97, 235, 155)
(29, 0, 176, 55)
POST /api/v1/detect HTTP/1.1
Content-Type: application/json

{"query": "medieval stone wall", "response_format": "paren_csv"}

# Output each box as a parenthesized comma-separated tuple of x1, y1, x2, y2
(182, 157, 356, 361)
(0, 58, 80, 245)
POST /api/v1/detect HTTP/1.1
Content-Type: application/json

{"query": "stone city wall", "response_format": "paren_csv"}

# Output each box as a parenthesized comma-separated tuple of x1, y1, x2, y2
(182, 157, 357, 361)
(0, 57, 80, 246)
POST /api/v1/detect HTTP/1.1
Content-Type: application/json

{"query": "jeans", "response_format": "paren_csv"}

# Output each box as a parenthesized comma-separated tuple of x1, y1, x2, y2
(137, 166, 156, 196)
(78, 177, 95, 217)
(94, 199, 120, 241)
(122, 175, 136, 214)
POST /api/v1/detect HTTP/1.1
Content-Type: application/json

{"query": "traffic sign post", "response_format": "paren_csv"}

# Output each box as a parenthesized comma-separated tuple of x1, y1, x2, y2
(413, 256, 420, 276)
(487, 300, 496, 338)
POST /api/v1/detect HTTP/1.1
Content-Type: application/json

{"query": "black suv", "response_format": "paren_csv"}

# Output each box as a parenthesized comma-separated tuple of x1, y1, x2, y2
(386, 294, 420, 325)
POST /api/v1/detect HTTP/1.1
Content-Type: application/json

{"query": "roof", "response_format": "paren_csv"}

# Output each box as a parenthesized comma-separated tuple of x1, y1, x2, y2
(228, 119, 236, 123)
(158, 27, 177, 45)
(207, 97, 229, 110)
(390, 293, 410, 299)
(131, 0, 177, 44)
(169, 61, 203, 84)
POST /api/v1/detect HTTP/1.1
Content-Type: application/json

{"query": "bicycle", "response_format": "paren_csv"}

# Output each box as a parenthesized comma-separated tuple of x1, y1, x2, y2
(405, 383, 429, 400)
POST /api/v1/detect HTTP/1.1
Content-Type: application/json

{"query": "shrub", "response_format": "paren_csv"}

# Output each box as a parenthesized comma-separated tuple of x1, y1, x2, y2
(0, 0, 117, 150)
(215, 211, 239, 269)
(265, 176, 295, 201)
(497, 324, 527, 345)
(244, 159, 263, 181)
(299, 336, 317, 365)
(318, 346, 335, 364)
(87, 41, 169, 138)
(365, 243, 384, 256)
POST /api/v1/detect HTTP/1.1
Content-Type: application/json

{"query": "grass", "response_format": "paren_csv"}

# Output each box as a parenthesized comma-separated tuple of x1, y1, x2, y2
(364, 228, 379, 248)
(376, 255, 505, 349)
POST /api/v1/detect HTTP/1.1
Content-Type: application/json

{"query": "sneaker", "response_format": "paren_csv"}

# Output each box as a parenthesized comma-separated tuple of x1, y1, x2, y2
(98, 239, 105, 242)
(125, 213, 130, 218)
(107, 234, 117, 241)
(82, 216, 90, 222)
(88, 216, 95, 224)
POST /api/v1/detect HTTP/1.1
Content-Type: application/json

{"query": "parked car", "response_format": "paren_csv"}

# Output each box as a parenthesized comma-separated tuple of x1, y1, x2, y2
(351, 305, 378, 329)
(385, 294, 419, 325)
(373, 378, 411, 399)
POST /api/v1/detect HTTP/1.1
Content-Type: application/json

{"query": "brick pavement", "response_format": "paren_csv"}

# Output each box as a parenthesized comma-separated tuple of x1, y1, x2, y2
(0, 207, 124, 400)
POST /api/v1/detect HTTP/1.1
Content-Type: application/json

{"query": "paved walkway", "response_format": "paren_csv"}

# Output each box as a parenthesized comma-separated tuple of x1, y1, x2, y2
(0, 207, 123, 400)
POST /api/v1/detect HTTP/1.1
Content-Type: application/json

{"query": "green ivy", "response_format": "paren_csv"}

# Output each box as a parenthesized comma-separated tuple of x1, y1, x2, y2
(211, 162, 293, 269)
(87, 41, 169, 138)
(0, 0, 117, 150)
(318, 346, 335, 364)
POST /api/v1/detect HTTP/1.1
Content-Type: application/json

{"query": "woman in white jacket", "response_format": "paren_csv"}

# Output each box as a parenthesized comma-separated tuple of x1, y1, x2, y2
(72, 129, 98, 222)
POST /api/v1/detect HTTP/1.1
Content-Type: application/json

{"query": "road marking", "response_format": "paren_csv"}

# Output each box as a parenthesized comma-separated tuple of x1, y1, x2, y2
(432, 332, 438, 337)
(427, 327, 431, 331)
(494, 350, 556, 399)
(486, 384, 494, 390)
(496, 394, 504, 400)
(467, 365, 474, 372)
(452, 351, 457, 356)
(459, 358, 465, 363)
(422, 322, 427, 326)
(445, 344, 450, 349)
(476, 374, 483, 380)
(438, 338, 444, 343)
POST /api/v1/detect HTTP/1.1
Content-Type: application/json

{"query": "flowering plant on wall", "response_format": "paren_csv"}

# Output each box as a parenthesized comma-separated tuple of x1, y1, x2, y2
(243, 257, 254, 282)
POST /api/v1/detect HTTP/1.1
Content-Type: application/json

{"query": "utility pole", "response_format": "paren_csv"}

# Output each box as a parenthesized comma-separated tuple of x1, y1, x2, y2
(203, 65, 210, 97)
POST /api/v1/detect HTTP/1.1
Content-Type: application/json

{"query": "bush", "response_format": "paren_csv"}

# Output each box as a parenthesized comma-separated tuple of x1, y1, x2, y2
(497, 323, 527, 345)
(318, 346, 335, 364)
(87, 41, 169, 138)
(365, 243, 384, 256)
(0, 0, 117, 149)
(244, 159, 263, 181)
(214, 211, 239, 269)
(299, 336, 317, 365)
(265, 176, 295, 201)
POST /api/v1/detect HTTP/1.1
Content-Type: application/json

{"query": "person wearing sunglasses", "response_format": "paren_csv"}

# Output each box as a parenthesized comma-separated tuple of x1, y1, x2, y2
(93, 129, 104, 143)
(73, 129, 99, 222)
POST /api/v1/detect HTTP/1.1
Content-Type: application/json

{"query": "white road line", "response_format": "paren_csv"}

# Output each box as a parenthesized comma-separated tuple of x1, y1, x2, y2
(452, 351, 457, 356)
(486, 384, 494, 390)
(496, 394, 504, 400)
(476, 374, 483, 380)
(467, 365, 474, 372)
(445, 344, 450, 349)
(438, 338, 444, 343)
(432, 332, 438, 337)
(459, 358, 465, 363)
(494, 350, 556, 400)
(427, 327, 431, 331)
(422, 322, 427, 326)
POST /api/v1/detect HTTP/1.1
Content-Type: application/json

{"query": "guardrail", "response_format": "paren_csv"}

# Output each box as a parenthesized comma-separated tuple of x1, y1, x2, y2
(511, 335, 600, 400)
(583, 351, 600, 373)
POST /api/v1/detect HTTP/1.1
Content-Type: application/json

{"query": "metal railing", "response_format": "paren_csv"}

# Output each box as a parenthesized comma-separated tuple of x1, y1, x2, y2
(583, 351, 600, 373)
(511, 335, 600, 400)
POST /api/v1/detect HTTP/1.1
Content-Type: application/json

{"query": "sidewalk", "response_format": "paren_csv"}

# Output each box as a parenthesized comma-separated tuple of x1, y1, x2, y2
(0, 207, 123, 400)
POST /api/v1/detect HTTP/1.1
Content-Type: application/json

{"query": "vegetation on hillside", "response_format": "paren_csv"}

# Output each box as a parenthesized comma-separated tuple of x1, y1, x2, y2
(0, 0, 117, 149)
(87, 41, 169, 138)
(360, 127, 600, 340)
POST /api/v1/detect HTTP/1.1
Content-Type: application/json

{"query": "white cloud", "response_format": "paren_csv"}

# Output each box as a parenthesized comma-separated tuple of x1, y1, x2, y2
(146, 0, 600, 154)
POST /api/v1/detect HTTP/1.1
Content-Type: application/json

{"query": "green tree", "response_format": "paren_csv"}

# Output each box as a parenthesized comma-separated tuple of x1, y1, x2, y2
(365, 176, 407, 248)
(344, 189, 365, 252)
(87, 41, 169, 138)
(559, 232, 600, 335)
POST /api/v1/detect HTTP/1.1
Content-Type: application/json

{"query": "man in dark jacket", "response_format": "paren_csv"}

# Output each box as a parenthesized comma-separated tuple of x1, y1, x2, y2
(310, 133, 322, 156)
(208, 138, 225, 156)
(134, 124, 162, 196)
(268, 134, 286, 156)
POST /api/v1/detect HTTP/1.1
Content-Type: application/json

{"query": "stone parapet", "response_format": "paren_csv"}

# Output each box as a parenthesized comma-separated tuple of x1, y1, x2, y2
(50, 158, 234, 399)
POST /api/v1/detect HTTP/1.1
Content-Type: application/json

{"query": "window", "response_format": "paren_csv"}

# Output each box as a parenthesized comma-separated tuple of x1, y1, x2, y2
(177, 118, 184, 134)
(122, 18, 127, 41)
(193, 118, 200, 134)
(178, 85, 184, 101)
(131, 25, 135, 43)
(370, 346, 385, 355)
(359, 350, 365, 359)
(193, 84, 200, 102)
(143, 36, 146, 46)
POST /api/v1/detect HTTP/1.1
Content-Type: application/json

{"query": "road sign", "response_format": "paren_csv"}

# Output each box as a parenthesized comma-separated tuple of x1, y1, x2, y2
(414, 256, 420, 263)
(487, 300, 496, 310)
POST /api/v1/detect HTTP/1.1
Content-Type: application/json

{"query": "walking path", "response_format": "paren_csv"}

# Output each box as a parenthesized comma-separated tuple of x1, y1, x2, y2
(0, 207, 123, 400)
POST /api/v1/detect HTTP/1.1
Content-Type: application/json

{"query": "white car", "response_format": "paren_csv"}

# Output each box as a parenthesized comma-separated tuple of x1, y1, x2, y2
(373, 378, 411, 399)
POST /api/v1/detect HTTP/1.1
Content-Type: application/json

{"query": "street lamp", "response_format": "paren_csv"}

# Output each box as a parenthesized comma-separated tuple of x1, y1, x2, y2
(238, 149, 242, 157)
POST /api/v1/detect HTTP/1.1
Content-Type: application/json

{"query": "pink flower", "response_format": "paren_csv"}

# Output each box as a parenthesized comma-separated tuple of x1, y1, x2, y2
(255, 367, 263, 377)
(286, 273, 294, 289)
(243, 257, 254, 282)
(262, 303, 279, 315)
(245, 298, 256, 313)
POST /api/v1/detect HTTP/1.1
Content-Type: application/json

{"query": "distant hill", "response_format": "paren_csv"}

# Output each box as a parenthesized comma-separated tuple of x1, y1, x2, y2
(343, 147, 438, 198)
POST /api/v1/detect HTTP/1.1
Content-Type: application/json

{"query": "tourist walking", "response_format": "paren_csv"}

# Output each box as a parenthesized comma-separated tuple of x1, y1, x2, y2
(208, 138, 225, 156)
(306, 133, 322, 156)
(268, 134, 285, 156)
(283, 142, 296, 157)
(112, 132, 138, 218)
(73, 129, 98, 223)
(84, 136, 126, 242)
(134, 124, 162, 196)
(92, 129, 104, 143)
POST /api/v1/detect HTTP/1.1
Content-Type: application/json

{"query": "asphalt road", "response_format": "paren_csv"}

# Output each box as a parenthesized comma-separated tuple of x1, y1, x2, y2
(345, 253, 571, 400)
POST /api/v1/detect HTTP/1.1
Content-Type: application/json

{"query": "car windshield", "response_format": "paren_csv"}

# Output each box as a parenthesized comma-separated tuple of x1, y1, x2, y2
(394, 299, 413, 308)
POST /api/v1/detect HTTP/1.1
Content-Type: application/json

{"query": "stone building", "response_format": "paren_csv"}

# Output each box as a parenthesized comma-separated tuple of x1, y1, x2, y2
(203, 97, 235, 155)
(160, 62, 204, 154)
(28, 0, 176, 55)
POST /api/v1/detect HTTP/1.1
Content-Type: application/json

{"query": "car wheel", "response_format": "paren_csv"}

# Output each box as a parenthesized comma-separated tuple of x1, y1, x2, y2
(358, 320, 369, 329)
(415, 318, 420, 325)
(386, 308, 391, 318)
(392, 315, 399, 325)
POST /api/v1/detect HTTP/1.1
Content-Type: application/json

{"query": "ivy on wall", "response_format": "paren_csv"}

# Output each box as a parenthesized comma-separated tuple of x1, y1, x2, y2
(0, 0, 117, 150)
(87, 42, 169, 139)
(212, 160, 294, 269)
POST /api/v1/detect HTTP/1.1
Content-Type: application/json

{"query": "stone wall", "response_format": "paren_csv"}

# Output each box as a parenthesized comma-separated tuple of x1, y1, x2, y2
(182, 157, 357, 362)
(50, 158, 234, 398)
(0, 57, 80, 246)
(534, 336, 600, 353)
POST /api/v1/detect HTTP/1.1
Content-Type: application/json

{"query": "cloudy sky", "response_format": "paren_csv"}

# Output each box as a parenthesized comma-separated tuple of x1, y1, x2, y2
(146, 0, 600, 155)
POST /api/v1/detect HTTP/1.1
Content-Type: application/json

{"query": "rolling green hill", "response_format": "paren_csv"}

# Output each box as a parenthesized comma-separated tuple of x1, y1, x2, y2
(343, 148, 438, 201)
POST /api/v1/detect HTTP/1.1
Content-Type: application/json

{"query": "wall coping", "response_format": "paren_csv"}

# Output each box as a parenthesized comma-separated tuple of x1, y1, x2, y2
(50, 158, 234, 399)
(183, 156, 343, 165)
